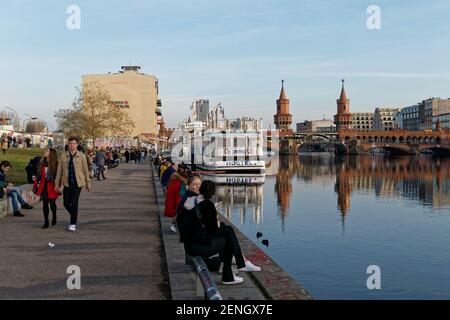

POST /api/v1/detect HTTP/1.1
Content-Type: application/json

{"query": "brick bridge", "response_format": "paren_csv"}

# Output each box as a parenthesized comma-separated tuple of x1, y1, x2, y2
(338, 128, 450, 155)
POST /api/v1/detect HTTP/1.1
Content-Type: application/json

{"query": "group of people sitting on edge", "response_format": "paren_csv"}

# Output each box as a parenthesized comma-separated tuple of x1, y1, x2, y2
(153, 155, 261, 286)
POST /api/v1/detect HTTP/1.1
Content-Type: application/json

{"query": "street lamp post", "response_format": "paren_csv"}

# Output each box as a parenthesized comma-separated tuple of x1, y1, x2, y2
(5, 107, 20, 131)
(21, 113, 56, 148)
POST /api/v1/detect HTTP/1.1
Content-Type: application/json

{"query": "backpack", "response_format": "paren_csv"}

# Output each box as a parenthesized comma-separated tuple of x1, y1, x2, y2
(176, 198, 194, 243)
(25, 156, 42, 183)
(176, 197, 210, 245)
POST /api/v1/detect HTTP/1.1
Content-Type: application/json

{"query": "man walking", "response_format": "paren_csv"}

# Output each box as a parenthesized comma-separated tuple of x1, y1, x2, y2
(55, 136, 91, 232)
(95, 147, 108, 181)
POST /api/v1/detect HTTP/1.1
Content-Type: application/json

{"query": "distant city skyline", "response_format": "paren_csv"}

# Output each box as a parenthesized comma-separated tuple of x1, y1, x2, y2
(1, 0, 450, 129)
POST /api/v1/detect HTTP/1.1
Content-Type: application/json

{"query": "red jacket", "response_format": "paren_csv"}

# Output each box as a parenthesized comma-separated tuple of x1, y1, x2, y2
(34, 164, 59, 200)
(164, 174, 186, 218)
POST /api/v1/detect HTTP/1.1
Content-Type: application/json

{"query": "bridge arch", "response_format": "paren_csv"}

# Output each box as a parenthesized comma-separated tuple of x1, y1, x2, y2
(307, 134, 333, 140)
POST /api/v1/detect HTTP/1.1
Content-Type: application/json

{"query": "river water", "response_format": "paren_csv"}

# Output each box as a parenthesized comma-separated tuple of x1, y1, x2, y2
(205, 154, 450, 299)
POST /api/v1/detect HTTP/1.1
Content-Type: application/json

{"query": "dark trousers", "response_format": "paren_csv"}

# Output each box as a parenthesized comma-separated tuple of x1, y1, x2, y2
(96, 165, 106, 180)
(42, 184, 57, 222)
(215, 225, 246, 278)
(185, 225, 246, 282)
(63, 186, 82, 225)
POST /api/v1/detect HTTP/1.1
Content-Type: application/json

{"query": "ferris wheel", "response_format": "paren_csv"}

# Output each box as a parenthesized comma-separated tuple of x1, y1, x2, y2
(0, 108, 20, 131)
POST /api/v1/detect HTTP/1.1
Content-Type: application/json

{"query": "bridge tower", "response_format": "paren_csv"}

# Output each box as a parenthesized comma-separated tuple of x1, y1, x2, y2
(274, 80, 293, 132)
(334, 79, 352, 131)
(273, 80, 296, 154)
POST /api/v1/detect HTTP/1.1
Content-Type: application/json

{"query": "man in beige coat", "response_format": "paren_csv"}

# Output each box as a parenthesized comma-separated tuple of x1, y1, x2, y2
(55, 136, 91, 232)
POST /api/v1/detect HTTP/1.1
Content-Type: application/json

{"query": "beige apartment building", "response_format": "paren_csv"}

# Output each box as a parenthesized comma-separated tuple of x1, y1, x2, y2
(351, 112, 373, 131)
(373, 107, 400, 131)
(82, 66, 161, 137)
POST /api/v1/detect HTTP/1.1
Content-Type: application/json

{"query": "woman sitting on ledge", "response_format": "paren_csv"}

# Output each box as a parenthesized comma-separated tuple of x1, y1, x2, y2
(180, 180, 260, 285)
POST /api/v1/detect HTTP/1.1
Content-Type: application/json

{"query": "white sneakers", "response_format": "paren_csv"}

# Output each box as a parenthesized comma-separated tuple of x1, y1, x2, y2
(238, 260, 261, 272)
(218, 259, 261, 286)
(67, 225, 77, 232)
(218, 264, 239, 275)
(222, 275, 244, 285)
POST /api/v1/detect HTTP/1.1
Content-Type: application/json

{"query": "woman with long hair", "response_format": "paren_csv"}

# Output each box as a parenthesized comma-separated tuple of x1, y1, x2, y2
(164, 164, 189, 233)
(33, 148, 60, 229)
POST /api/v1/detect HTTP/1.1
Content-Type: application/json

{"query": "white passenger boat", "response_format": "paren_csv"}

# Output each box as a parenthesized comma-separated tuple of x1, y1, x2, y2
(175, 102, 266, 173)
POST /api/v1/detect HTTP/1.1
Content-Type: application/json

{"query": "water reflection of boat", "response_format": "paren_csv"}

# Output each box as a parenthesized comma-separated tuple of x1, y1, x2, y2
(200, 174, 265, 224)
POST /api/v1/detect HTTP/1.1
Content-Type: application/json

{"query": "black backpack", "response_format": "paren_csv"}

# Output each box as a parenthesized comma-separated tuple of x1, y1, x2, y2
(176, 197, 211, 245)
(176, 201, 194, 243)
(25, 156, 41, 183)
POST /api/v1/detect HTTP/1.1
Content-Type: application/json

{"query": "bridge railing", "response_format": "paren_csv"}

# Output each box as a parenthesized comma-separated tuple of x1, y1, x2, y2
(185, 254, 223, 300)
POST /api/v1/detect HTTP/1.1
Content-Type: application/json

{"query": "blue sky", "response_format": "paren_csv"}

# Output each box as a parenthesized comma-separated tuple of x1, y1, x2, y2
(1, 0, 450, 128)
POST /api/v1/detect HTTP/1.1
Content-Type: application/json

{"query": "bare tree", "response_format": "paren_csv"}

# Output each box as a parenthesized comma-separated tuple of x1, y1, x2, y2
(55, 82, 135, 147)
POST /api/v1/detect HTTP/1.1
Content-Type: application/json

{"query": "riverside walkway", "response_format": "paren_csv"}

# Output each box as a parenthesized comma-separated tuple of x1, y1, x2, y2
(0, 162, 169, 299)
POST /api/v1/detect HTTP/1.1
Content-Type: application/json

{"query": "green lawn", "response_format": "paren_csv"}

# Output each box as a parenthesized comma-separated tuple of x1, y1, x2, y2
(0, 148, 45, 185)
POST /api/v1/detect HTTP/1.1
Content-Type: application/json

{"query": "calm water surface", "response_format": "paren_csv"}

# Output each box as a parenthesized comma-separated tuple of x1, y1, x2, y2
(204, 154, 450, 299)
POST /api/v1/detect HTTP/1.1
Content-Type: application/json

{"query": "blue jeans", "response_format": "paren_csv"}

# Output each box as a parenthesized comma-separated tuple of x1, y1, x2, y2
(7, 188, 26, 212)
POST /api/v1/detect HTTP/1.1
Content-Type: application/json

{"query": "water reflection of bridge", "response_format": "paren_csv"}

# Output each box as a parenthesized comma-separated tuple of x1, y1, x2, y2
(269, 155, 450, 219)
